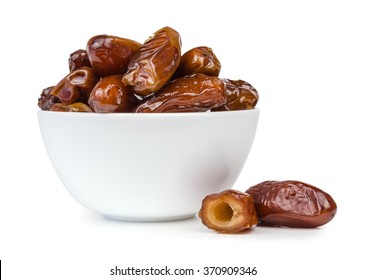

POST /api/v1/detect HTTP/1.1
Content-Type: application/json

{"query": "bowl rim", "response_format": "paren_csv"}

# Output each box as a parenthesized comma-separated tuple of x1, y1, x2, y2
(37, 108, 260, 119)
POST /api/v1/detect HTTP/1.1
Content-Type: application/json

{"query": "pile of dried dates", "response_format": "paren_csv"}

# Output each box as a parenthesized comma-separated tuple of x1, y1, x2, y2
(38, 26, 259, 113)
(199, 180, 337, 233)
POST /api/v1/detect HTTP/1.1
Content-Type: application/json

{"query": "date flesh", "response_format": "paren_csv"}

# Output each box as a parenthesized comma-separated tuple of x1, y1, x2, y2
(174, 46, 221, 78)
(88, 75, 137, 113)
(134, 74, 226, 113)
(86, 35, 141, 77)
(212, 79, 259, 111)
(199, 189, 258, 233)
(122, 26, 181, 96)
(246, 180, 337, 228)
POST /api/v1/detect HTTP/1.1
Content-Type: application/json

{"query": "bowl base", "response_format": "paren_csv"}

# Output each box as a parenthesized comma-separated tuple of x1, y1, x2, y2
(103, 213, 196, 222)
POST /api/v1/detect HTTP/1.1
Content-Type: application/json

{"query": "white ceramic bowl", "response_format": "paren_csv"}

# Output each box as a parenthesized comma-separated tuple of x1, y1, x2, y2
(38, 109, 259, 221)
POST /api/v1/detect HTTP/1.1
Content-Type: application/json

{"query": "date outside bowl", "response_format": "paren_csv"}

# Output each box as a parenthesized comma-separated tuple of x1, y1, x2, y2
(38, 109, 260, 222)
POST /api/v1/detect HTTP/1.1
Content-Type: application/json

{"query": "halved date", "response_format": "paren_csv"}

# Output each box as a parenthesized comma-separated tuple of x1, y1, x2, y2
(246, 180, 337, 228)
(134, 73, 226, 113)
(199, 189, 258, 233)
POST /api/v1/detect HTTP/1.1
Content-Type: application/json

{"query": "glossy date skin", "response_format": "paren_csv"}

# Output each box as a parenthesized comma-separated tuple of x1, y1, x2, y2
(122, 26, 181, 96)
(50, 67, 99, 105)
(246, 180, 337, 228)
(68, 49, 91, 72)
(212, 79, 259, 111)
(86, 35, 141, 77)
(134, 74, 226, 113)
(88, 75, 137, 113)
(174, 46, 221, 78)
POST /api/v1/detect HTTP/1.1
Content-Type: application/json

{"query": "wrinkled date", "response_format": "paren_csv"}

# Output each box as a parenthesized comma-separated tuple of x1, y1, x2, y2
(68, 49, 91, 72)
(123, 26, 181, 96)
(246, 180, 337, 228)
(86, 35, 141, 77)
(174, 46, 221, 78)
(50, 66, 99, 105)
(213, 79, 259, 111)
(135, 73, 226, 113)
(38, 86, 60, 110)
(88, 75, 138, 113)
(199, 189, 258, 233)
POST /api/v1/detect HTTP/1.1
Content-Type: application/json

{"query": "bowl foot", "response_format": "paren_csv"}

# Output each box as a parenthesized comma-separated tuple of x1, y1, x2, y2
(103, 213, 196, 222)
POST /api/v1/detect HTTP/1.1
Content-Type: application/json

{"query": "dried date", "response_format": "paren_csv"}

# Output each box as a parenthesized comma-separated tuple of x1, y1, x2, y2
(88, 75, 137, 113)
(86, 35, 141, 76)
(174, 46, 221, 78)
(38, 86, 60, 110)
(212, 79, 259, 111)
(246, 180, 337, 228)
(122, 26, 181, 96)
(134, 73, 226, 113)
(68, 49, 91, 72)
(50, 67, 99, 105)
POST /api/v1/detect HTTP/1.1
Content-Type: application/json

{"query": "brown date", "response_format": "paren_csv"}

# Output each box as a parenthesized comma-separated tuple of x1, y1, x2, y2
(174, 46, 221, 78)
(68, 49, 91, 72)
(38, 86, 60, 110)
(50, 67, 99, 105)
(122, 26, 181, 96)
(199, 189, 258, 233)
(246, 180, 337, 228)
(212, 79, 259, 111)
(50, 102, 93, 112)
(86, 35, 141, 77)
(88, 75, 137, 113)
(134, 73, 226, 113)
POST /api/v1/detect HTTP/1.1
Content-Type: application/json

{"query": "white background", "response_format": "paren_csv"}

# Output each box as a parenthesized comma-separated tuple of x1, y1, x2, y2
(1, 0, 365, 279)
